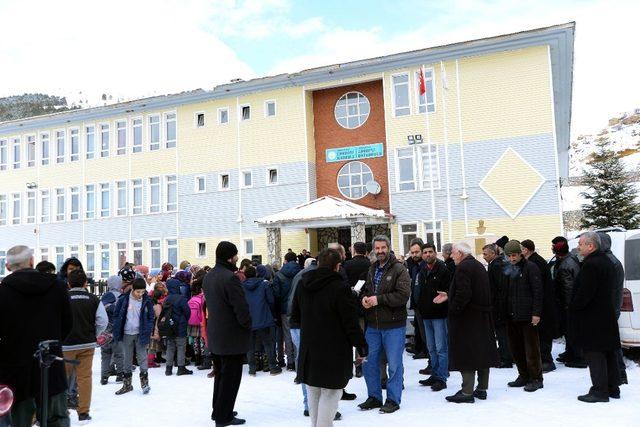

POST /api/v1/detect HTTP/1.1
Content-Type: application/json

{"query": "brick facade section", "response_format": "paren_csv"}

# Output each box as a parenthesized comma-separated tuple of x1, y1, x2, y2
(312, 80, 390, 212)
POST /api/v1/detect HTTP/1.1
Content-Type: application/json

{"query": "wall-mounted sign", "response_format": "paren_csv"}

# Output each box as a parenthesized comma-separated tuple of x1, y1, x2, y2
(326, 142, 384, 163)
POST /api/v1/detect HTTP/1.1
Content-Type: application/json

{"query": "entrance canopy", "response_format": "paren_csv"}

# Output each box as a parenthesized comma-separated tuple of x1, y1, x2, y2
(255, 195, 393, 229)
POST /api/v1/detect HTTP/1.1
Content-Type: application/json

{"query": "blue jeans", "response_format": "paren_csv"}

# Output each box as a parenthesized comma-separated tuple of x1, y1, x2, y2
(423, 318, 449, 382)
(363, 326, 406, 404)
(290, 328, 308, 412)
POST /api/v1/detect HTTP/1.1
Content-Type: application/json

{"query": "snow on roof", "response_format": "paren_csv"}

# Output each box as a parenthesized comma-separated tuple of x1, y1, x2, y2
(255, 196, 392, 227)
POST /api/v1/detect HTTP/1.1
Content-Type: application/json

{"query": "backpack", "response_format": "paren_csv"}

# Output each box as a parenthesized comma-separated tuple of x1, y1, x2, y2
(157, 300, 178, 338)
(101, 291, 119, 322)
(188, 295, 204, 326)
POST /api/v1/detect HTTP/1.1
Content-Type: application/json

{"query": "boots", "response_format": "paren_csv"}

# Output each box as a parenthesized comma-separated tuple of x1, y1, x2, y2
(115, 372, 124, 383)
(177, 366, 193, 376)
(255, 352, 264, 372)
(165, 366, 173, 376)
(140, 372, 150, 394)
(263, 355, 270, 372)
(148, 354, 160, 368)
(115, 373, 133, 395)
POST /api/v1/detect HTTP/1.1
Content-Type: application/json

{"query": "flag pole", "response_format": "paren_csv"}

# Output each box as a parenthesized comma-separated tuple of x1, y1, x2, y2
(440, 60, 453, 244)
(421, 65, 438, 248)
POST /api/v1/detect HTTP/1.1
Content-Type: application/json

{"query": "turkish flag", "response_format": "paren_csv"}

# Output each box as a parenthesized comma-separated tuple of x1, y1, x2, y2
(418, 68, 426, 96)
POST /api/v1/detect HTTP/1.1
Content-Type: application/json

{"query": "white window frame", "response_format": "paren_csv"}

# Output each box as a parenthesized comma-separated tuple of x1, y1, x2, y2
(241, 170, 252, 188)
(69, 186, 80, 221)
(197, 241, 207, 258)
(218, 107, 229, 125)
(41, 132, 50, 165)
(219, 173, 230, 191)
(149, 240, 161, 269)
(69, 128, 80, 162)
(26, 135, 36, 167)
(132, 117, 143, 153)
(264, 100, 276, 117)
(55, 246, 65, 272)
(54, 188, 65, 222)
(40, 247, 49, 263)
(99, 243, 110, 279)
(116, 242, 127, 270)
(240, 104, 251, 121)
(391, 72, 411, 117)
(395, 147, 418, 192)
(85, 125, 95, 160)
(165, 175, 177, 212)
(419, 144, 441, 190)
(148, 115, 161, 151)
(132, 241, 143, 266)
(423, 220, 443, 252)
(244, 239, 254, 255)
(195, 175, 206, 193)
(414, 68, 436, 114)
(148, 176, 161, 213)
(0, 194, 7, 226)
(69, 244, 79, 260)
(116, 180, 127, 216)
(166, 238, 178, 266)
(85, 184, 96, 220)
(115, 119, 127, 155)
(85, 244, 95, 278)
(39, 189, 50, 223)
(165, 111, 177, 149)
(266, 167, 279, 186)
(99, 123, 110, 158)
(336, 161, 373, 200)
(334, 91, 370, 129)
(12, 138, 21, 169)
(99, 183, 110, 218)
(12, 192, 22, 224)
(195, 111, 205, 128)
(131, 179, 143, 215)
(399, 222, 419, 256)
(0, 139, 7, 171)
(55, 130, 65, 164)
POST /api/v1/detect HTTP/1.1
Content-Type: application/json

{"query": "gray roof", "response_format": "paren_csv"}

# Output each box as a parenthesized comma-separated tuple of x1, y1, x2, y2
(0, 22, 574, 161)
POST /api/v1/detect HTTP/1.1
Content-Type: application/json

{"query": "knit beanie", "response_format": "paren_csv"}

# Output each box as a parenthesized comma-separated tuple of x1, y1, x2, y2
(504, 240, 522, 255)
(216, 241, 238, 261)
(551, 236, 569, 256)
(256, 264, 267, 278)
(495, 235, 509, 249)
(107, 275, 123, 291)
(179, 260, 191, 270)
(521, 239, 535, 252)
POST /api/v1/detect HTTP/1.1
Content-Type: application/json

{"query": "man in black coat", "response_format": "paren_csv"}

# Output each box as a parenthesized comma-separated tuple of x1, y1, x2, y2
(445, 242, 499, 403)
(203, 242, 252, 427)
(502, 240, 544, 392)
(291, 248, 367, 426)
(572, 232, 621, 403)
(521, 239, 559, 373)
(0, 245, 73, 427)
(482, 243, 512, 368)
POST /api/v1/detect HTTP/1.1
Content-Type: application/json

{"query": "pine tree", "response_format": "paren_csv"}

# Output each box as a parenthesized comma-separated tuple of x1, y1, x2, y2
(580, 137, 640, 229)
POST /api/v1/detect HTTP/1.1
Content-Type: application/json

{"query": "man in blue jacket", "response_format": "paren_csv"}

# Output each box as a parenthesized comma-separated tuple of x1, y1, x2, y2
(273, 251, 302, 370)
(164, 279, 192, 376)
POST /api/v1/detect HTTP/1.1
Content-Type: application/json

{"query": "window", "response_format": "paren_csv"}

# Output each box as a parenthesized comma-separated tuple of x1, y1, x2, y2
(40, 247, 49, 262)
(396, 147, 417, 191)
(131, 179, 143, 215)
(70, 129, 79, 161)
(265, 100, 276, 117)
(241, 171, 252, 188)
(195, 112, 205, 127)
(219, 173, 230, 190)
(132, 118, 142, 153)
(166, 175, 177, 212)
(12, 138, 21, 169)
(40, 190, 50, 223)
(415, 69, 435, 113)
(149, 115, 160, 150)
(400, 223, 418, 255)
(197, 242, 206, 258)
(85, 126, 95, 159)
(218, 108, 229, 124)
(0, 195, 6, 226)
(132, 241, 143, 266)
(85, 245, 95, 278)
(26, 191, 36, 224)
(335, 92, 370, 129)
(424, 220, 443, 251)
(0, 250, 5, 278)
(392, 73, 411, 117)
(117, 242, 127, 269)
(244, 239, 254, 255)
(12, 193, 21, 224)
(55, 131, 65, 163)
(69, 187, 80, 220)
(85, 184, 95, 219)
(420, 145, 441, 189)
(41, 133, 50, 165)
(149, 177, 160, 213)
(337, 161, 373, 200)
(116, 120, 127, 155)
(100, 183, 110, 218)
(240, 105, 250, 121)
(195, 176, 206, 193)
(167, 239, 177, 266)
(116, 181, 127, 216)
(165, 113, 176, 148)
(69, 245, 79, 260)
(100, 243, 110, 278)
(0, 139, 6, 170)
(267, 168, 278, 186)
(150, 240, 161, 269)
(26, 136, 36, 167)
(55, 189, 65, 222)
(55, 246, 65, 271)
(100, 124, 109, 157)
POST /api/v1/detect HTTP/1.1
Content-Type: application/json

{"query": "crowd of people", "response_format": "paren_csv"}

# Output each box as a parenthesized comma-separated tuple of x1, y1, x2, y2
(0, 229, 629, 427)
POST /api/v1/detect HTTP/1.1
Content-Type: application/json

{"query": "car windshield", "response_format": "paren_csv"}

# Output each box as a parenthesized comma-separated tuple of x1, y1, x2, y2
(625, 236, 640, 281)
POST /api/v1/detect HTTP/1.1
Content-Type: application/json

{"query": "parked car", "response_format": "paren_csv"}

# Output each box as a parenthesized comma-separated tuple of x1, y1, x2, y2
(569, 227, 640, 348)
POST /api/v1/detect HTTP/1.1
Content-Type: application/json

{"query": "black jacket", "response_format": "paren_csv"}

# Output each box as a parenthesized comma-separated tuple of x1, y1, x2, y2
(444, 257, 456, 276)
(487, 256, 507, 326)
(504, 258, 543, 322)
(600, 235, 624, 317)
(63, 288, 100, 347)
(362, 256, 411, 330)
(291, 268, 366, 389)
(551, 253, 580, 310)
(343, 255, 371, 288)
(415, 260, 451, 319)
(203, 260, 252, 355)
(448, 256, 499, 371)
(570, 250, 620, 351)
(0, 269, 73, 402)
(528, 252, 560, 340)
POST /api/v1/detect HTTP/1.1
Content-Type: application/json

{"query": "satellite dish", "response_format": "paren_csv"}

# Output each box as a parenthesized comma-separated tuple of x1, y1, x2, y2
(366, 180, 382, 195)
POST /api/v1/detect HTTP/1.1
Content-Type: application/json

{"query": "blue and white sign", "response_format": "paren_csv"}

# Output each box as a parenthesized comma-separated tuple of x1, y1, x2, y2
(325, 143, 384, 163)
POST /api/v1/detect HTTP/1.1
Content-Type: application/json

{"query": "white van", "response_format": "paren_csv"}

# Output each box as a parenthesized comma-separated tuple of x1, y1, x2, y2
(569, 228, 640, 348)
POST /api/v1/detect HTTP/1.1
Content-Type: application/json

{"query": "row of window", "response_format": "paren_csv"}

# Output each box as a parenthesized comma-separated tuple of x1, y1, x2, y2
(194, 100, 276, 128)
(0, 111, 177, 171)
(196, 167, 279, 193)
(0, 176, 177, 226)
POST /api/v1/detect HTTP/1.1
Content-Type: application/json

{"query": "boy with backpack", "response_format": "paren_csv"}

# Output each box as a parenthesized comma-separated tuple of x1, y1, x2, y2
(100, 275, 124, 385)
(112, 278, 155, 395)
(160, 278, 192, 376)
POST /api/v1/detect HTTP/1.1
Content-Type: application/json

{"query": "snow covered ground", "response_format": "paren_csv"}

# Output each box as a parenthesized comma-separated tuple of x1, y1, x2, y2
(82, 343, 638, 427)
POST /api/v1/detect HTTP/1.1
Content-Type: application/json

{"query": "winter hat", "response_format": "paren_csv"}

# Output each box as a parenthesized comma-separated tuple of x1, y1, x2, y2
(495, 236, 509, 249)
(504, 240, 523, 256)
(256, 264, 267, 278)
(521, 239, 535, 252)
(188, 264, 202, 275)
(179, 260, 191, 271)
(132, 277, 146, 290)
(174, 270, 192, 284)
(551, 236, 569, 255)
(134, 265, 149, 277)
(118, 266, 137, 282)
(149, 268, 161, 277)
(107, 275, 123, 291)
(216, 241, 238, 261)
